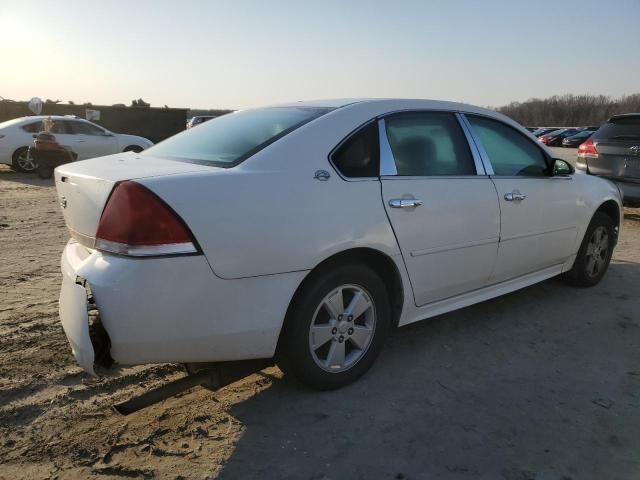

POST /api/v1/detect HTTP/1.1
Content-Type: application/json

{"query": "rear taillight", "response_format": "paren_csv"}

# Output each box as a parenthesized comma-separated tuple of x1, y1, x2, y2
(95, 181, 198, 256)
(577, 137, 598, 155)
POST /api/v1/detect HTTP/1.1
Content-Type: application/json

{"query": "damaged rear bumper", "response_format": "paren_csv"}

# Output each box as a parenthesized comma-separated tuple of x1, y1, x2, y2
(60, 240, 113, 375)
(59, 272, 96, 375)
(58, 239, 307, 375)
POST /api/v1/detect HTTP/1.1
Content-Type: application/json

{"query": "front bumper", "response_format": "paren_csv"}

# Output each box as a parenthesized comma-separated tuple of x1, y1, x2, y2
(59, 240, 307, 374)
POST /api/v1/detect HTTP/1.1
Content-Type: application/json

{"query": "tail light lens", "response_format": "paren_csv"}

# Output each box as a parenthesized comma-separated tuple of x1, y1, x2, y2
(577, 137, 598, 155)
(95, 181, 198, 256)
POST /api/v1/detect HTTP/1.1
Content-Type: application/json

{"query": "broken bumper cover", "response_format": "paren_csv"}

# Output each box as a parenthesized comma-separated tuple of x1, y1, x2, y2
(59, 271, 95, 375)
(59, 239, 307, 374)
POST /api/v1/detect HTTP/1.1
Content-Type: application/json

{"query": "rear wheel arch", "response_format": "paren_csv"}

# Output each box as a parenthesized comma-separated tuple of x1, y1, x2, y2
(276, 248, 404, 355)
(594, 199, 620, 239)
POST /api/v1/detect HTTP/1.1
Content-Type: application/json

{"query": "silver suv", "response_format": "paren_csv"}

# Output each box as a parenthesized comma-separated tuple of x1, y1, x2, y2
(576, 113, 640, 206)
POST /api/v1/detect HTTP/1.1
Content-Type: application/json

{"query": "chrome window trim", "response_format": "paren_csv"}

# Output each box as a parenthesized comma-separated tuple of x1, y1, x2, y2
(455, 112, 488, 175)
(378, 118, 397, 176)
(484, 175, 554, 180)
(457, 113, 494, 175)
(380, 175, 489, 181)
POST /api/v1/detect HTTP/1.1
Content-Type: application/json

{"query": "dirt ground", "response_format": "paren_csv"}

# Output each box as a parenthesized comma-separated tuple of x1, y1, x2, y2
(1, 148, 639, 479)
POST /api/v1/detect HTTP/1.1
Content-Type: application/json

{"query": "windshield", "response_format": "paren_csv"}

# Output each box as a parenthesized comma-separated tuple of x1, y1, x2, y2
(145, 107, 332, 167)
(545, 129, 566, 136)
(0, 117, 27, 130)
(572, 131, 591, 138)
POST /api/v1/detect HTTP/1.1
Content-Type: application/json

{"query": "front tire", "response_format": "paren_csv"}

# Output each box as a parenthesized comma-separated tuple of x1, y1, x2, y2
(12, 147, 38, 172)
(278, 264, 391, 390)
(564, 212, 615, 287)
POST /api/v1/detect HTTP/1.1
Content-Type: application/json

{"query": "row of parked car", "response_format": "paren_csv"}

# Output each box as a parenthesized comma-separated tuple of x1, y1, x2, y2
(526, 125, 600, 147)
(525, 115, 640, 206)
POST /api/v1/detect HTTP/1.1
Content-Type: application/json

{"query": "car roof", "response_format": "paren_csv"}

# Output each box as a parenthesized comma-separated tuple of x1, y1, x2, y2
(14, 115, 87, 123)
(273, 98, 490, 112)
(270, 98, 512, 122)
(608, 113, 640, 122)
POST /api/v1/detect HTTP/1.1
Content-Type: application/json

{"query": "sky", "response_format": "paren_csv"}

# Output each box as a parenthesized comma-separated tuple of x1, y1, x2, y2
(1, 0, 639, 110)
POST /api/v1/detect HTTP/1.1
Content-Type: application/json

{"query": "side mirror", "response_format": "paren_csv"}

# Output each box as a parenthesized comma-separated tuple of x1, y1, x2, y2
(552, 158, 574, 176)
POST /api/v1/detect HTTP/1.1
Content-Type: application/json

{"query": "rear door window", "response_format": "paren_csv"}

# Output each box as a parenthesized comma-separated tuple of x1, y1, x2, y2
(384, 112, 476, 176)
(50, 121, 72, 134)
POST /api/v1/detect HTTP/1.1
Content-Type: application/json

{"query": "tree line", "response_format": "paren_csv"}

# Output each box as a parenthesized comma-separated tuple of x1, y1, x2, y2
(497, 93, 640, 127)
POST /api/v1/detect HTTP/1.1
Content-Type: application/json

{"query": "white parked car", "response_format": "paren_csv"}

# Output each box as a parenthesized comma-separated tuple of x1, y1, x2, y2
(56, 99, 622, 389)
(0, 115, 153, 172)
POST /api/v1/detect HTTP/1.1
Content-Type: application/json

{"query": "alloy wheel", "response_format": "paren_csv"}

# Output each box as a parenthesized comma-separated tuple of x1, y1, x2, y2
(308, 284, 376, 373)
(585, 226, 609, 278)
(16, 149, 37, 171)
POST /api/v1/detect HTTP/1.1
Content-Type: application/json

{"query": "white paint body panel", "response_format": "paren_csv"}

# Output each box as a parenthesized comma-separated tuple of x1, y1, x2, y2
(53, 99, 623, 373)
(491, 177, 581, 282)
(59, 240, 307, 365)
(381, 177, 500, 305)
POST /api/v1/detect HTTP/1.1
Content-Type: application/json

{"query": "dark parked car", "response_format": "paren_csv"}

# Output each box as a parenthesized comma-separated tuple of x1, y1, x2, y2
(539, 128, 580, 146)
(576, 113, 640, 206)
(562, 130, 594, 147)
(532, 127, 560, 137)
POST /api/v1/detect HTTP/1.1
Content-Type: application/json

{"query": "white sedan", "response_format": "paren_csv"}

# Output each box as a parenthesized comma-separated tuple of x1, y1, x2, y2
(55, 99, 622, 389)
(0, 115, 153, 172)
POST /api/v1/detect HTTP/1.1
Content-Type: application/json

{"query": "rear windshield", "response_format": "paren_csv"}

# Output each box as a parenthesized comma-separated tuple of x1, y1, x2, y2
(145, 107, 332, 167)
(594, 117, 640, 140)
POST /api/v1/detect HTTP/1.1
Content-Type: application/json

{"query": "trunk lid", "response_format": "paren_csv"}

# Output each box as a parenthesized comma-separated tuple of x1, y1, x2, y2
(54, 153, 214, 239)
(589, 138, 640, 179)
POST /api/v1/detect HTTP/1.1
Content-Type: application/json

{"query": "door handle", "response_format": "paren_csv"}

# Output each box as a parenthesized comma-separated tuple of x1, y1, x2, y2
(389, 198, 423, 208)
(504, 191, 527, 202)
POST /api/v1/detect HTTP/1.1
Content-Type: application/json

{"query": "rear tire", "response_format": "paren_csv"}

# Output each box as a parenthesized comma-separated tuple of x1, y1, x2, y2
(564, 212, 615, 287)
(12, 147, 38, 172)
(277, 264, 391, 390)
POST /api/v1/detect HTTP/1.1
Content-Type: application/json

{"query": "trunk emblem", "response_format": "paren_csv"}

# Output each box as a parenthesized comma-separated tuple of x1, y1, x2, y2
(630, 146, 640, 156)
(59, 196, 67, 209)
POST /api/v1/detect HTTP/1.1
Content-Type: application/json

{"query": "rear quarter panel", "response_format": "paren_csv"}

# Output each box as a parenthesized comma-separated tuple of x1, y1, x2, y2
(138, 107, 403, 279)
